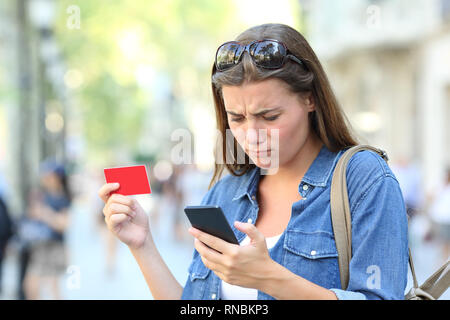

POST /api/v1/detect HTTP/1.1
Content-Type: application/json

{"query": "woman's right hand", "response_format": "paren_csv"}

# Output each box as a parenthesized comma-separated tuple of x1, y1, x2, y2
(98, 183, 150, 250)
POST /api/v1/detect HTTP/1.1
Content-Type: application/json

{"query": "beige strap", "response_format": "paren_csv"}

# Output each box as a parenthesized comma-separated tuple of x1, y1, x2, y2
(408, 248, 419, 289)
(419, 260, 450, 299)
(405, 259, 450, 300)
(330, 145, 388, 290)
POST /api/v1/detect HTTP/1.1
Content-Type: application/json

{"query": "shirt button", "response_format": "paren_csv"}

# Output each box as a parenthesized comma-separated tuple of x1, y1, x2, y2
(251, 195, 256, 201)
(211, 293, 216, 299)
(303, 184, 309, 191)
(247, 218, 253, 224)
(310, 250, 317, 256)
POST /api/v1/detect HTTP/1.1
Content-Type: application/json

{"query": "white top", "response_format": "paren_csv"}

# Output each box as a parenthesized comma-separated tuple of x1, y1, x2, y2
(219, 233, 283, 300)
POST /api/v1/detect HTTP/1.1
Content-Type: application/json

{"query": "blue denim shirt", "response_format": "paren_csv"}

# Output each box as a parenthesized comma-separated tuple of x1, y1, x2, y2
(181, 145, 409, 300)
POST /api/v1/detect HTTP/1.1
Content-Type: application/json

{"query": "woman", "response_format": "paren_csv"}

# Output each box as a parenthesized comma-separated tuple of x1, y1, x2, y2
(99, 23, 409, 300)
(24, 162, 71, 299)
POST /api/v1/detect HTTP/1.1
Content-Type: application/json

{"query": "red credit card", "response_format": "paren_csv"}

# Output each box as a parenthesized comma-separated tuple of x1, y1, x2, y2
(103, 165, 152, 196)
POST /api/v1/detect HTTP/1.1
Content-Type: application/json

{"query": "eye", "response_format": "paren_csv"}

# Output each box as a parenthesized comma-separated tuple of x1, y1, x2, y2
(230, 116, 244, 123)
(263, 115, 279, 121)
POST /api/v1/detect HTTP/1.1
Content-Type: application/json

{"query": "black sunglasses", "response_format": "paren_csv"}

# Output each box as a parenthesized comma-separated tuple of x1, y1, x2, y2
(215, 39, 305, 71)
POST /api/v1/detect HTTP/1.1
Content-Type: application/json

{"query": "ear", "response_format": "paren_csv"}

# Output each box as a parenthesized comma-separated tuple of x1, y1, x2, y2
(303, 92, 315, 112)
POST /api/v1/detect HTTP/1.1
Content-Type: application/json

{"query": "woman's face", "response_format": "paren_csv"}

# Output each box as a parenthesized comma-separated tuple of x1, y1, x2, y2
(222, 78, 315, 170)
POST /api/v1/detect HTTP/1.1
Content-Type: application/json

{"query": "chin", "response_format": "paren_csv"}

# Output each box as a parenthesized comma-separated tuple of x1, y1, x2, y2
(249, 154, 280, 172)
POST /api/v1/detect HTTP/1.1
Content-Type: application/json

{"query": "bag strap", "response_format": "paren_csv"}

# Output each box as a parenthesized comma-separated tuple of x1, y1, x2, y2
(330, 145, 389, 290)
(419, 259, 450, 299)
(408, 248, 419, 289)
(330, 145, 450, 299)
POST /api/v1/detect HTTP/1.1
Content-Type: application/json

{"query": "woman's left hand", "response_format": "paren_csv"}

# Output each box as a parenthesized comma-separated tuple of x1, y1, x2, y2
(188, 221, 276, 290)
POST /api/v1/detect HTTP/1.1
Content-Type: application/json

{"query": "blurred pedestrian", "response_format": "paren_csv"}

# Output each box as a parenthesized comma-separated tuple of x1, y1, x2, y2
(91, 166, 119, 278)
(175, 163, 210, 242)
(391, 157, 424, 219)
(171, 165, 186, 242)
(428, 168, 450, 264)
(0, 172, 14, 296)
(23, 161, 72, 299)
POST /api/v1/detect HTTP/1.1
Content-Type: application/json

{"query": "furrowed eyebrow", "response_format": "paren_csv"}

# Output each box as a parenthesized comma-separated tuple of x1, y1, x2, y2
(226, 107, 282, 117)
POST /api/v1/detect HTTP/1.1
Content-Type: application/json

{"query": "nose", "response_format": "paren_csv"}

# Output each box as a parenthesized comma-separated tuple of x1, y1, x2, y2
(246, 127, 258, 145)
(231, 119, 270, 151)
(245, 127, 269, 150)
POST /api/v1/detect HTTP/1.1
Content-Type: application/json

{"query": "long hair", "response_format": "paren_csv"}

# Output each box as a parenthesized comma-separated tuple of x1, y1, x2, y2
(209, 23, 358, 189)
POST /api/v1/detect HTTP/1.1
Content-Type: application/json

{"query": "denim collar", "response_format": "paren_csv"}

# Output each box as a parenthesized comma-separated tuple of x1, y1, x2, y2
(232, 144, 343, 202)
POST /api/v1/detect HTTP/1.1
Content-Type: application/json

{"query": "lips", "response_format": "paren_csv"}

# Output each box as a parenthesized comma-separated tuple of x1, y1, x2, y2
(246, 149, 271, 155)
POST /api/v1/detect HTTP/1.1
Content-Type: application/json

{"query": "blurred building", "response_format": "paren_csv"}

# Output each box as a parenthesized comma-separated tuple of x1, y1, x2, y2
(301, 0, 450, 197)
(0, 0, 74, 216)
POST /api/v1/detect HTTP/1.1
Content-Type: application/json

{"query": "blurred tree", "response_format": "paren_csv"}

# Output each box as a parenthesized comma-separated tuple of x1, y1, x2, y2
(52, 0, 234, 163)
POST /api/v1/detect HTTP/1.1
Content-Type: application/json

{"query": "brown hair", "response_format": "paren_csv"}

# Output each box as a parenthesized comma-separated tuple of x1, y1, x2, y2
(208, 23, 358, 189)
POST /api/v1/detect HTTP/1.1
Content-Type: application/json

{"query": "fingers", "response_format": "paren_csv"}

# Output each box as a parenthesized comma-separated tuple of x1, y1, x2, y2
(103, 202, 135, 220)
(234, 221, 265, 244)
(105, 213, 129, 230)
(98, 183, 120, 203)
(106, 193, 135, 209)
(189, 227, 237, 255)
(103, 193, 136, 218)
(194, 239, 223, 265)
(195, 240, 227, 275)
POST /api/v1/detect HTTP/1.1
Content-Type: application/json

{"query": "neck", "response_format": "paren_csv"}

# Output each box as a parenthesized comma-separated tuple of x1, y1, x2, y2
(261, 132, 323, 186)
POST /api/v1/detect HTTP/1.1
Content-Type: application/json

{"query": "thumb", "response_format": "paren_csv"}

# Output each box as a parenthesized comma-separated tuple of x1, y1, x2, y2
(234, 221, 265, 244)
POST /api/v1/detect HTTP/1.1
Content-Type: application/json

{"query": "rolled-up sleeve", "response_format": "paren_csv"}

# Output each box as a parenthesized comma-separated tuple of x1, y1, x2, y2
(329, 174, 409, 300)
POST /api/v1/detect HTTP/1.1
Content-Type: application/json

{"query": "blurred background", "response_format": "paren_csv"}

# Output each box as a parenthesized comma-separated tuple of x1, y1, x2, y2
(0, 0, 448, 299)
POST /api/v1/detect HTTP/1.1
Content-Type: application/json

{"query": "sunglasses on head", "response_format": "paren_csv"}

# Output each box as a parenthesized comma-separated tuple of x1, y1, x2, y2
(215, 39, 305, 72)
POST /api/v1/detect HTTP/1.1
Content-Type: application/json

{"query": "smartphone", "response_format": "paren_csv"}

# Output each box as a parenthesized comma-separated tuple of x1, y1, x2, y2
(184, 205, 239, 245)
